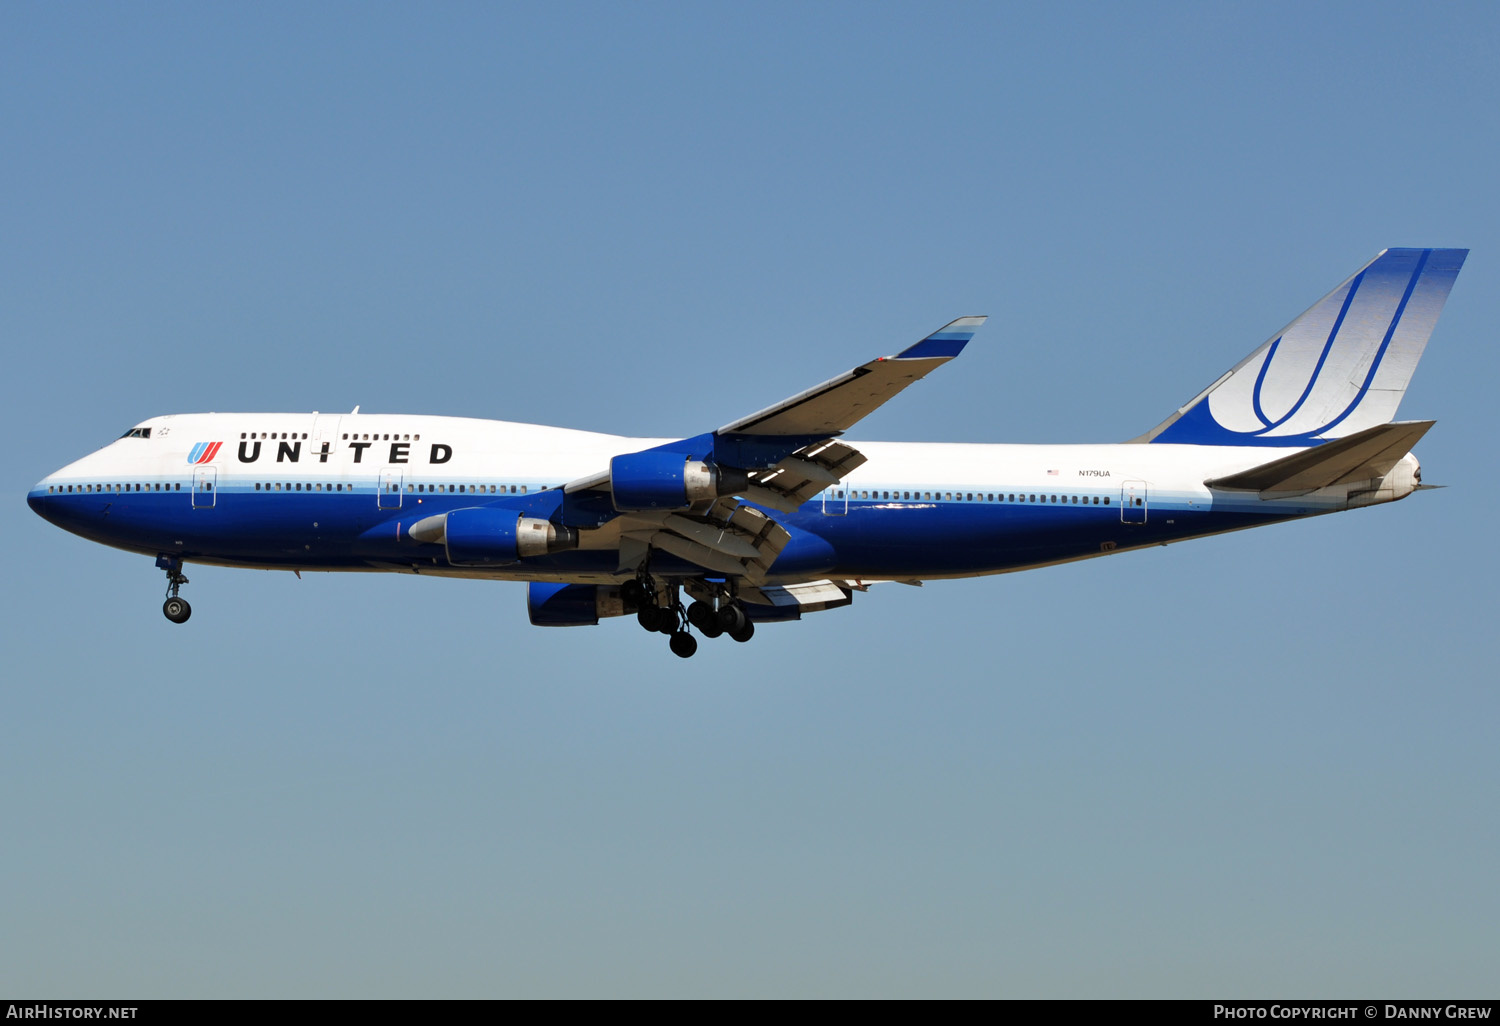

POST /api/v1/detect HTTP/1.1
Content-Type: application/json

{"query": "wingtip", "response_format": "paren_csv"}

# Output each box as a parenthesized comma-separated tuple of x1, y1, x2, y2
(895, 316, 988, 360)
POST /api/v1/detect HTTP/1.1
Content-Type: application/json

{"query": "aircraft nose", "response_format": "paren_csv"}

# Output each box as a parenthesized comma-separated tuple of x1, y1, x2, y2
(28, 483, 49, 517)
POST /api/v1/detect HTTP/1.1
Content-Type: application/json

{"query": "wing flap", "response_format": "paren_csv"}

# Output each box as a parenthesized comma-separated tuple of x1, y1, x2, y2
(738, 579, 854, 612)
(626, 498, 792, 582)
(1206, 420, 1434, 497)
(744, 439, 868, 513)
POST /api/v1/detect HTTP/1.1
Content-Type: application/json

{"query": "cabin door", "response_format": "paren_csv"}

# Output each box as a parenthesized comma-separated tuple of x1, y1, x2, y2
(312, 415, 343, 464)
(822, 476, 850, 515)
(192, 467, 217, 508)
(378, 467, 404, 509)
(1120, 480, 1147, 524)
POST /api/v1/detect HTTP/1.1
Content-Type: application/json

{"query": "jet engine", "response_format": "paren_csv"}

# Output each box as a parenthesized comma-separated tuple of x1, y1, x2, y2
(527, 582, 629, 626)
(408, 507, 578, 566)
(609, 451, 749, 511)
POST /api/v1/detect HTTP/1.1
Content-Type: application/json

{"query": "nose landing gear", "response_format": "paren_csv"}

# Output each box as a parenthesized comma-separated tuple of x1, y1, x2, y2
(156, 554, 191, 624)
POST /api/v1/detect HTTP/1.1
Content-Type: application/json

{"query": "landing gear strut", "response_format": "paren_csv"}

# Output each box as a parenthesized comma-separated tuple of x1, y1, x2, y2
(157, 554, 191, 624)
(626, 572, 756, 658)
(627, 572, 702, 658)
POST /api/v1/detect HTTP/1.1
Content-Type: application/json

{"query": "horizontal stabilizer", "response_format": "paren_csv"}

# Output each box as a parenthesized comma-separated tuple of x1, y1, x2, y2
(1205, 420, 1434, 497)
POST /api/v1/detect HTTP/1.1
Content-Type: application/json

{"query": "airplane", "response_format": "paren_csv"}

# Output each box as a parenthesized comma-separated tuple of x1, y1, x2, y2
(27, 247, 1466, 657)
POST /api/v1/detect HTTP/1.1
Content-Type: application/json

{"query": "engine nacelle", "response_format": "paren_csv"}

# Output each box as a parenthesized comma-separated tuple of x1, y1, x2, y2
(609, 451, 748, 511)
(410, 507, 578, 566)
(527, 582, 628, 626)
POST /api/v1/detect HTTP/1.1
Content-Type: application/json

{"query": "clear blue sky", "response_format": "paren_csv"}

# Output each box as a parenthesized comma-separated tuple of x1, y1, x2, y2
(3, 1, 1496, 998)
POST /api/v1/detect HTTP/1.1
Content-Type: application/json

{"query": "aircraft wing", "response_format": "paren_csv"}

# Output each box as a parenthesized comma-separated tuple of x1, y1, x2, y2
(716, 316, 988, 436)
(615, 497, 792, 583)
(565, 315, 985, 492)
(559, 317, 985, 577)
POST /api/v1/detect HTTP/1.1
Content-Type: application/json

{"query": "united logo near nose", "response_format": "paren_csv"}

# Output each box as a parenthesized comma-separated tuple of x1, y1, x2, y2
(187, 442, 223, 465)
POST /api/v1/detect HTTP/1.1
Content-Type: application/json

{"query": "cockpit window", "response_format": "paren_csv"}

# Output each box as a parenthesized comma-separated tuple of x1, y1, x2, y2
(119, 427, 152, 439)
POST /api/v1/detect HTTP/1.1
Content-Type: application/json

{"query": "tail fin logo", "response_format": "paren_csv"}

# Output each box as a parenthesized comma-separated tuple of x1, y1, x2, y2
(187, 442, 223, 465)
(1147, 248, 1466, 446)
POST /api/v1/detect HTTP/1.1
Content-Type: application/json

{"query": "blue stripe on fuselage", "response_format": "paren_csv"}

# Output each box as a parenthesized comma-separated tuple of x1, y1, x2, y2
(29, 484, 1314, 579)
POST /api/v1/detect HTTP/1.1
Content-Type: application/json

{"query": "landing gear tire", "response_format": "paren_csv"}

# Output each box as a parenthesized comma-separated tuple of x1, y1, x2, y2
(728, 619, 754, 643)
(637, 606, 671, 633)
(717, 604, 747, 633)
(669, 631, 698, 658)
(687, 601, 722, 638)
(621, 579, 647, 607)
(163, 597, 192, 624)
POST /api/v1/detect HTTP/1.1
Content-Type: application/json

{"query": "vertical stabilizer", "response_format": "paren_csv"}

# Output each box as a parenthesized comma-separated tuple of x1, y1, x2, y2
(1139, 248, 1466, 446)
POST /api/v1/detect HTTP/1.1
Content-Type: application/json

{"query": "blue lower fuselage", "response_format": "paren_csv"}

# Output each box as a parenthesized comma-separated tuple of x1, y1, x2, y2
(27, 484, 1299, 581)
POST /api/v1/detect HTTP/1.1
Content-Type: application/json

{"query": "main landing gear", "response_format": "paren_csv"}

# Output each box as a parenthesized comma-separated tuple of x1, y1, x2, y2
(622, 575, 754, 658)
(157, 554, 191, 624)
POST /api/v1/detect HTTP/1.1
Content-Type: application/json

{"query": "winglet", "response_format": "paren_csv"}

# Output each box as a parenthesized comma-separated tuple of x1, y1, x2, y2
(895, 316, 987, 361)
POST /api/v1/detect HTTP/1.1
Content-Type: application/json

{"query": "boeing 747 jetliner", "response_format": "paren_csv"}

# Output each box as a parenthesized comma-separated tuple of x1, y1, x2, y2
(28, 248, 1465, 657)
